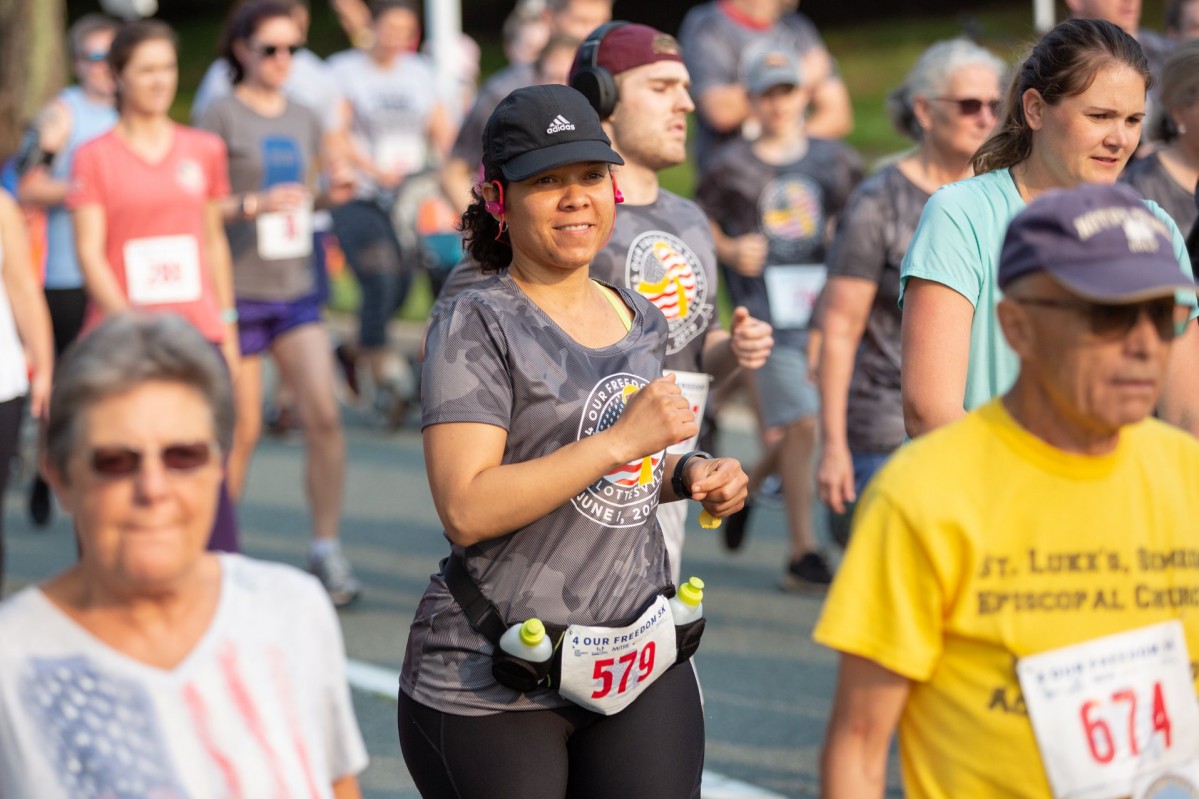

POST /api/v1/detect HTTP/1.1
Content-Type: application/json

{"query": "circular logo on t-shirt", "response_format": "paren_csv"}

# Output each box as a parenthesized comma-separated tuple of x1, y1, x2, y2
(1141, 775, 1199, 799)
(572, 373, 664, 528)
(626, 231, 713, 356)
(175, 159, 207, 196)
(758, 175, 825, 261)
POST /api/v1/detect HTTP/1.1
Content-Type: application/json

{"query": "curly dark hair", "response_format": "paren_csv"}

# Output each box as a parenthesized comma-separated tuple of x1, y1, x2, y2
(460, 168, 512, 274)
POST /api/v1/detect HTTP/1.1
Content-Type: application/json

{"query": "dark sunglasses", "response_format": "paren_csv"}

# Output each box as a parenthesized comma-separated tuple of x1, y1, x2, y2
(81, 51, 109, 63)
(87, 442, 216, 478)
(936, 97, 1001, 117)
(1015, 297, 1188, 341)
(255, 43, 301, 58)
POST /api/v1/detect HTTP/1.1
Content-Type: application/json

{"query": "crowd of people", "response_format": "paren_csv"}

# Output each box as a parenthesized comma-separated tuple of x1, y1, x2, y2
(2, 0, 1199, 796)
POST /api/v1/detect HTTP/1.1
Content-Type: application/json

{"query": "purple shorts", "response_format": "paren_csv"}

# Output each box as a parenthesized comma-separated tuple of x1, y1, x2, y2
(236, 294, 322, 356)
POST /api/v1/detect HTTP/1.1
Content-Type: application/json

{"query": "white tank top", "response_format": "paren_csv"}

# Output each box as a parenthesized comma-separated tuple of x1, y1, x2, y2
(0, 232, 30, 402)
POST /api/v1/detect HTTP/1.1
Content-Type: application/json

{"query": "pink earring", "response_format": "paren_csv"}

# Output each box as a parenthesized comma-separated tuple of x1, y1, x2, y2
(487, 180, 508, 242)
(613, 181, 624, 204)
(484, 180, 505, 216)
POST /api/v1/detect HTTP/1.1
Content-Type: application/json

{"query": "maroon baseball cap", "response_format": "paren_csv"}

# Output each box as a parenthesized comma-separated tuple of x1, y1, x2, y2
(569, 23, 684, 80)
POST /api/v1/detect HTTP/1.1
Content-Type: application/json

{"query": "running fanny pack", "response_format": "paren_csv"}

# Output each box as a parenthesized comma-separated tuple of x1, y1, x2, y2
(442, 554, 705, 715)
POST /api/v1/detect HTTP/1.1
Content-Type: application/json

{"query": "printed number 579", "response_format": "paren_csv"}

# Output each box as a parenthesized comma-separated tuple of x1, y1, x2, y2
(591, 643, 656, 699)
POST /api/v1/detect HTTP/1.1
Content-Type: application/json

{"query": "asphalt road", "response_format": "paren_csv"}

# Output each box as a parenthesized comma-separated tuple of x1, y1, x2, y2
(2, 351, 903, 798)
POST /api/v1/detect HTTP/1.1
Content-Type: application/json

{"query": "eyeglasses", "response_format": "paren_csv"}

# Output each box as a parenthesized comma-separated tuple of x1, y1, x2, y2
(86, 442, 216, 478)
(81, 51, 109, 63)
(1014, 296, 1189, 341)
(254, 43, 301, 58)
(935, 97, 1001, 117)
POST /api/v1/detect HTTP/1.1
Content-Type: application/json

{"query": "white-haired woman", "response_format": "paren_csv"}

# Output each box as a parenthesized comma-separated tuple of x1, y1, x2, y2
(817, 39, 1004, 524)
(0, 313, 366, 798)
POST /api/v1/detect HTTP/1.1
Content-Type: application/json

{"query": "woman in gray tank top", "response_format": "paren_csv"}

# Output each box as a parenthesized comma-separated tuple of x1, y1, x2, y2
(196, 0, 360, 607)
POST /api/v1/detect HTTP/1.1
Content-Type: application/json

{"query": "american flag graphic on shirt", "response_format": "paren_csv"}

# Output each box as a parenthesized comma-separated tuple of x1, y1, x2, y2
(22, 655, 186, 799)
(602, 384, 662, 488)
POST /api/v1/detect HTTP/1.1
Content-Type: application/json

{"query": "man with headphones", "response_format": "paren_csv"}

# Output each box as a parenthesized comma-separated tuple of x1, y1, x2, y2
(570, 22, 775, 584)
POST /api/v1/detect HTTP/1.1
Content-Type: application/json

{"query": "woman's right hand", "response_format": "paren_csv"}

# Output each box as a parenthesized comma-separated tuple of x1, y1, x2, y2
(817, 440, 856, 515)
(731, 234, 768, 277)
(261, 183, 311, 213)
(608, 374, 698, 462)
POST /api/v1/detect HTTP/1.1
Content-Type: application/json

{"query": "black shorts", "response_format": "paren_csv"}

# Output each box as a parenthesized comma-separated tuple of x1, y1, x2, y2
(398, 662, 704, 799)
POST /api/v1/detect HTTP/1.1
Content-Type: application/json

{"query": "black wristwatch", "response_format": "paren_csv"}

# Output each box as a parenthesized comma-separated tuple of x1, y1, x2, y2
(672, 451, 712, 499)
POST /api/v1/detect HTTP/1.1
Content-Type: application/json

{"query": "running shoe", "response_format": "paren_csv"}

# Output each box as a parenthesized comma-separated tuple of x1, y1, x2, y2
(308, 547, 362, 607)
(778, 552, 834, 593)
(722, 499, 752, 551)
(29, 476, 51, 528)
(334, 344, 360, 399)
(264, 403, 297, 438)
(374, 382, 409, 430)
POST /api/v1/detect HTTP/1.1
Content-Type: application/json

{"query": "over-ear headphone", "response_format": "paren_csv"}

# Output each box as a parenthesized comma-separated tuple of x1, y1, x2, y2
(570, 21, 628, 120)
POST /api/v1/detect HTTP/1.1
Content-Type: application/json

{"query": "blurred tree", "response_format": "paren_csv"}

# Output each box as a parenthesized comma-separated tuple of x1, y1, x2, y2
(0, 0, 66, 158)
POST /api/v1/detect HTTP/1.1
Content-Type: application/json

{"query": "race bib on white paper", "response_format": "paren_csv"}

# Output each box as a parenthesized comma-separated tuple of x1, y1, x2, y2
(374, 133, 425, 176)
(763, 264, 826, 330)
(558, 596, 678, 716)
(1017, 621, 1199, 799)
(124, 235, 202, 306)
(664, 369, 711, 454)
(256, 203, 314, 260)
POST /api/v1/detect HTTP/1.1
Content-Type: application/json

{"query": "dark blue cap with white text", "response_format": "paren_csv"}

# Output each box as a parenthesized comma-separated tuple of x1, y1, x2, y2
(998, 183, 1196, 303)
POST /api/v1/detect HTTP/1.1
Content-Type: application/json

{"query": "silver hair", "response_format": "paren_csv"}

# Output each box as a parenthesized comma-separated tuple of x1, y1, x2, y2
(44, 313, 235, 477)
(886, 38, 1007, 142)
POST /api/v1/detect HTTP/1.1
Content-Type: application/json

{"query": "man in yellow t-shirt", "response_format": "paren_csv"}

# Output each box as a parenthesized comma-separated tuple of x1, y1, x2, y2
(815, 183, 1199, 799)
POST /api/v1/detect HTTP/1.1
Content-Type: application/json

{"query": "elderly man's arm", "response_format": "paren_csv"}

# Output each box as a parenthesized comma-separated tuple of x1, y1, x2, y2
(1158, 318, 1199, 436)
(820, 653, 910, 799)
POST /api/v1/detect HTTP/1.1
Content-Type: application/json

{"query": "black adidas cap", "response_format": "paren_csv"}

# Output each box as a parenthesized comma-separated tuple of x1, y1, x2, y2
(482, 84, 624, 182)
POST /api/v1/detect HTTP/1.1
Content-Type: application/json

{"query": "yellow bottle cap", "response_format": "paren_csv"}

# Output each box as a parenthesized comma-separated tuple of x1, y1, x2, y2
(678, 577, 704, 606)
(520, 618, 546, 646)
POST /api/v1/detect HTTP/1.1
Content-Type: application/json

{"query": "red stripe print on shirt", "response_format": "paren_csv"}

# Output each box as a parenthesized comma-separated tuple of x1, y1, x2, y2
(184, 682, 242, 799)
(219, 643, 289, 799)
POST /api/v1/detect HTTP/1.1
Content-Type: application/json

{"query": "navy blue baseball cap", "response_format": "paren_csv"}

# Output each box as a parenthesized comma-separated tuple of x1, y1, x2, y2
(998, 183, 1196, 303)
(482, 84, 623, 182)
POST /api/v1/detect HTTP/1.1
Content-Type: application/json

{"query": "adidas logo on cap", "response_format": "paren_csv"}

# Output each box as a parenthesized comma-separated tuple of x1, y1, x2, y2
(546, 114, 575, 134)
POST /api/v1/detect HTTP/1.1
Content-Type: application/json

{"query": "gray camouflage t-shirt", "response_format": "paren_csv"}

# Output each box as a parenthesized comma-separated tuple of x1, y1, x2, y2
(589, 190, 719, 372)
(197, 96, 322, 301)
(403, 274, 673, 715)
(679, 2, 831, 175)
(826, 164, 928, 454)
(1119, 152, 1197, 238)
(697, 137, 863, 349)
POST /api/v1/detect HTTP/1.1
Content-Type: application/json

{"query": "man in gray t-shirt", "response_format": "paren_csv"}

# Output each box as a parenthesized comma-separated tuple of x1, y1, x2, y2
(570, 23, 774, 581)
(678, 0, 853, 176)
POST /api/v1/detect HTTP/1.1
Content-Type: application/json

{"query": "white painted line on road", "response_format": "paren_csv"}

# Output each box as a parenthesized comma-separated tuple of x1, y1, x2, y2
(347, 658, 788, 799)
(346, 658, 400, 698)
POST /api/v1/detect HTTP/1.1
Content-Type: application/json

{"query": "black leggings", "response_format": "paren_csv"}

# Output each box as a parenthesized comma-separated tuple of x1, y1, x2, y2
(398, 662, 704, 799)
(43, 288, 87, 357)
(0, 395, 25, 594)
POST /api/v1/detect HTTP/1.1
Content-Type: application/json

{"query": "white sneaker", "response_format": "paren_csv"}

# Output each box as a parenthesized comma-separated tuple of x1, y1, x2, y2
(308, 547, 362, 607)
